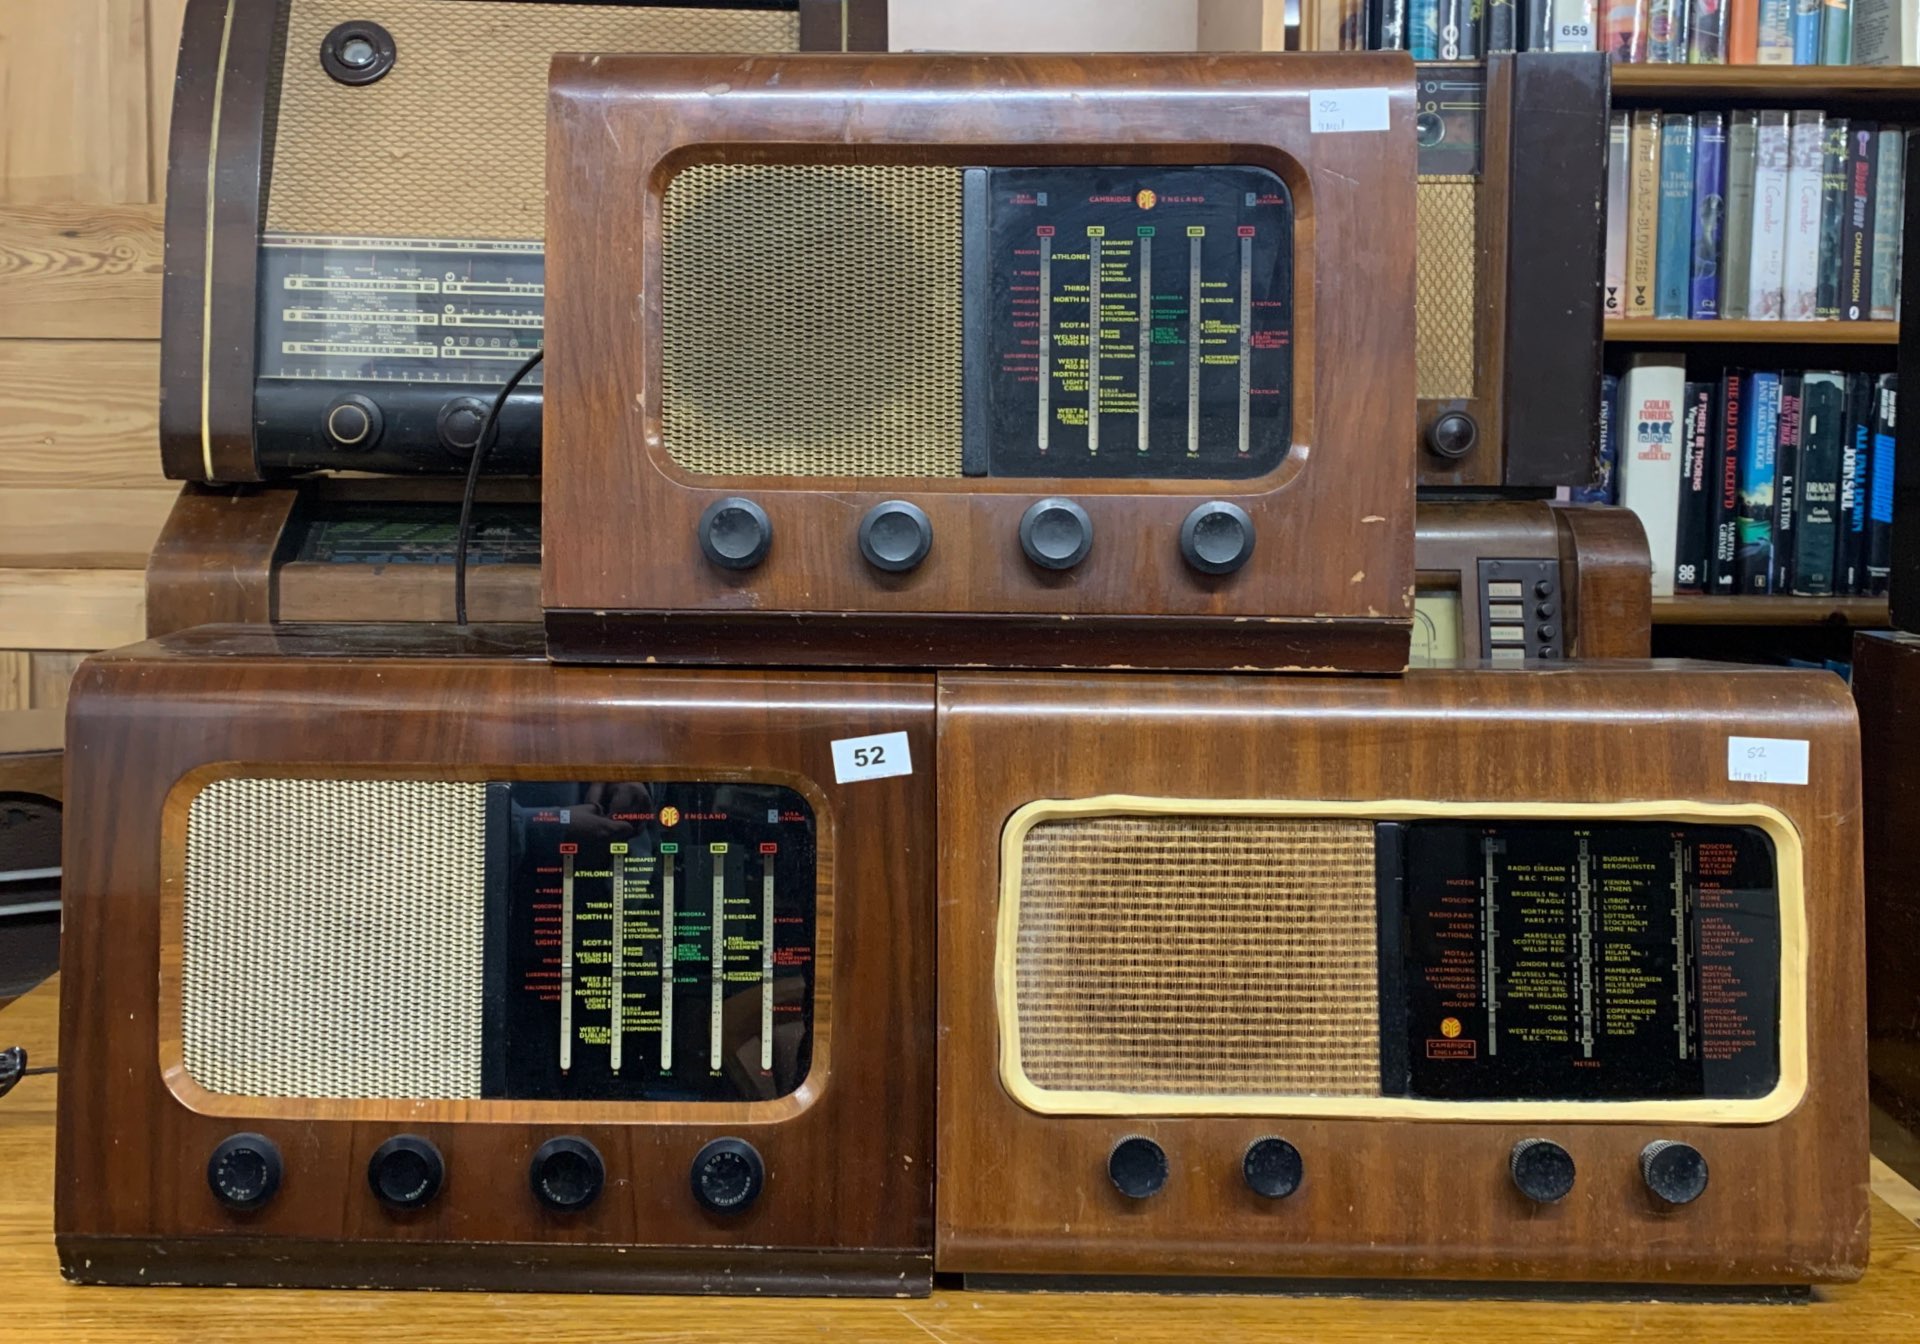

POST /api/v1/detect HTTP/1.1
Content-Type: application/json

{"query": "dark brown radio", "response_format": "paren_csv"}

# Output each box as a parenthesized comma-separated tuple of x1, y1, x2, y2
(159, 0, 884, 483)
(55, 625, 935, 1295)
(936, 664, 1866, 1286)
(540, 52, 1418, 672)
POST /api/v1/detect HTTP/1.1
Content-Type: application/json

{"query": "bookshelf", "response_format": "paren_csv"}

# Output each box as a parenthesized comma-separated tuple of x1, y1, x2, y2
(1611, 66, 1920, 104)
(1652, 594, 1891, 625)
(1608, 318, 1899, 343)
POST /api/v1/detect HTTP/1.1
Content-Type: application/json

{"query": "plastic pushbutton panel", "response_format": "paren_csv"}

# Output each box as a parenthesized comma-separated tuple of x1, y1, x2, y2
(1477, 558, 1565, 662)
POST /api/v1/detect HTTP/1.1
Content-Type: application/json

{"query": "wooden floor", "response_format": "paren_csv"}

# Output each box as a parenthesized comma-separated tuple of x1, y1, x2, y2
(6, 976, 1920, 1342)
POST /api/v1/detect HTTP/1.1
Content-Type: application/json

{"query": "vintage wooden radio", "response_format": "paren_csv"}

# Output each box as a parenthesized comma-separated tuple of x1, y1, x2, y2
(160, 0, 885, 483)
(937, 664, 1866, 1286)
(55, 625, 935, 1294)
(541, 53, 1418, 671)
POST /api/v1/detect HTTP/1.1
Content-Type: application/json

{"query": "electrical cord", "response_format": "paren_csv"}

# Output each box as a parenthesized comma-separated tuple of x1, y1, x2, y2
(453, 347, 543, 626)
(0, 1046, 54, 1101)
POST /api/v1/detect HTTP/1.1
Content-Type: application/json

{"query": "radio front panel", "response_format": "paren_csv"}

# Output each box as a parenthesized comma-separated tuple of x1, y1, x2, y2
(937, 664, 1865, 1286)
(543, 52, 1417, 670)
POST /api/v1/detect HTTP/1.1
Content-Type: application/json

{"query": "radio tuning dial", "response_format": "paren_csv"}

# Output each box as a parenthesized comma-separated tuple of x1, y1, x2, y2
(1180, 501, 1257, 576)
(698, 498, 773, 571)
(323, 393, 382, 450)
(1242, 1136, 1302, 1199)
(1107, 1135, 1168, 1200)
(530, 1136, 605, 1213)
(1019, 498, 1093, 571)
(436, 396, 492, 457)
(858, 500, 933, 573)
(1640, 1140, 1709, 1206)
(1509, 1138, 1576, 1204)
(691, 1137, 765, 1214)
(207, 1132, 283, 1212)
(368, 1134, 445, 1211)
(1425, 411, 1478, 460)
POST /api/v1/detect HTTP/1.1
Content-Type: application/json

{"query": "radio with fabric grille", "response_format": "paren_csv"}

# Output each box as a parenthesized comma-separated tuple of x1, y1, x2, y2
(541, 52, 1417, 671)
(159, 0, 884, 483)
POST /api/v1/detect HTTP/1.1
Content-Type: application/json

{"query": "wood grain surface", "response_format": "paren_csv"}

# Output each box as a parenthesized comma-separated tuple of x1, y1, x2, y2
(7, 974, 1920, 1338)
(1858, 633, 1920, 1139)
(0, 204, 163, 339)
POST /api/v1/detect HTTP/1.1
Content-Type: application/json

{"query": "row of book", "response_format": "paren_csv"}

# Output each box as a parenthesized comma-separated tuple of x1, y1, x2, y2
(1352, 0, 1917, 60)
(1603, 111, 1905, 321)
(1607, 355, 1896, 597)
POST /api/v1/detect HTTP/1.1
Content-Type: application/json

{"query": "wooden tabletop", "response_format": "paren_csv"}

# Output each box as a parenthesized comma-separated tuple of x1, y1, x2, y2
(5, 975, 1920, 1341)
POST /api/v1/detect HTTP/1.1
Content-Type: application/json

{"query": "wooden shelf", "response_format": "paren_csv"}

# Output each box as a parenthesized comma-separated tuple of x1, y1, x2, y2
(1606, 318, 1899, 344)
(1611, 64, 1920, 103)
(1652, 594, 1891, 625)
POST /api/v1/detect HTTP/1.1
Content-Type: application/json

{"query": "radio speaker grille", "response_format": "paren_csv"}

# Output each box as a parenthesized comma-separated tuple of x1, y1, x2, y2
(266, 0, 803, 239)
(1415, 177, 1479, 401)
(661, 164, 966, 479)
(1010, 815, 1381, 1098)
(181, 778, 486, 1099)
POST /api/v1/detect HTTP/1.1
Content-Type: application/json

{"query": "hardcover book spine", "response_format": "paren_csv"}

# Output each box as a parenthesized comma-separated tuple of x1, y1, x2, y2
(1657, 116, 1697, 317)
(1723, 111, 1759, 319)
(1629, 111, 1664, 316)
(1736, 370, 1781, 592)
(1792, 371, 1845, 595)
(1689, 0, 1728, 57)
(1691, 113, 1726, 317)
(1573, 372, 1623, 502)
(1841, 371, 1872, 590)
(1553, 0, 1600, 47)
(1747, 111, 1791, 319)
(1709, 369, 1743, 593)
(1486, 0, 1518, 49)
(1729, 0, 1761, 59)
(1871, 128, 1905, 319)
(1649, 0, 1686, 58)
(1675, 380, 1714, 592)
(1412, 0, 1442, 56)
(1821, 0, 1852, 61)
(1758, 0, 1797, 60)
(1621, 354, 1689, 597)
(1846, 0, 1909, 64)
(1527, 0, 1556, 48)
(1437, 0, 1469, 57)
(1793, 0, 1823, 58)
(1606, 112, 1632, 316)
(1607, 0, 1650, 56)
(1771, 372, 1803, 593)
(1782, 111, 1826, 320)
(1866, 373, 1896, 593)
(1817, 116, 1851, 319)
(1843, 121, 1878, 319)
(1374, 0, 1414, 48)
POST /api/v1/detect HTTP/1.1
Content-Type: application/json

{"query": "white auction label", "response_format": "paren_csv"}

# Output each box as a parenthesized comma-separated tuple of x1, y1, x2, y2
(831, 731, 913, 784)
(1727, 736, 1810, 786)
(1309, 87, 1391, 135)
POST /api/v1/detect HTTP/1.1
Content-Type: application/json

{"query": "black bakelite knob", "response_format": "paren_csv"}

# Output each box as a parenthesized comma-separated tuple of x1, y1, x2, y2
(1426, 411, 1478, 459)
(368, 1134, 444, 1210)
(1180, 500, 1257, 576)
(698, 497, 772, 571)
(1019, 498, 1093, 571)
(436, 395, 491, 456)
(1640, 1140, 1709, 1206)
(858, 499, 933, 573)
(530, 1136, 605, 1213)
(1108, 1135, 1168, 1200)
(1243, 1136, 1303, 1199)
(1510, 1138, 1575, 1204)
(691, 1137, 764, 1213)
(208, 1133, 283, 1211)
(323, 393, 382, 449)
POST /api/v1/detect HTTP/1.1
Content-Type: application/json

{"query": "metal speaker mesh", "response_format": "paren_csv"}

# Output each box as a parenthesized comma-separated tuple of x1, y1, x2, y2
(1012, 815, 1381, 1097)
(266, 0, 802, 239)
(1416, 177, 1480, 401)
(661, 164, 966, 478)
(181, 778, 486, 1099)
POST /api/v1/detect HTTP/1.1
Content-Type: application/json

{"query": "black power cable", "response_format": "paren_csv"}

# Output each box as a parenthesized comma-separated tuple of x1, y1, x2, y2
(453, 347, 543, 626)
(0, 1045, 54, 1101)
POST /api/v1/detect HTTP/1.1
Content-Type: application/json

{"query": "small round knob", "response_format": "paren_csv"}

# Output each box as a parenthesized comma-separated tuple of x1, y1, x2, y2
(1019, 498, 1093, 571)
(1537, 625, 1558, 642)
(1426, 411, 1478, 460)
(323, 394, 382, 450)
(530, 1136, 605, 1213)
(208, 1133, 282, 1211)
(1535, 580, 1555, 597)
(698, 497, 772, 571)
(1509, 1138, 1575, 1204)
(858, 500, 932, 573)
(368, 1134, 444, 1211)
(691, 1137, 764, 1214)
(1243, 1137, 1302, 1200)
(1640, 1140, 1709, 1206)
(436, 396, 491, 456)
(1535, 602, 1555, 619)
(320, 21, 395, 85)
(1107, 1135, 1168, 1200)
(1180, 501, 1257, 576)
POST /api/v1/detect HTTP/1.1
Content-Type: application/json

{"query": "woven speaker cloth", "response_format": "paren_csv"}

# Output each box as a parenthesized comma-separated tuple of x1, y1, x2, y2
(1415, 176, 1479, 401)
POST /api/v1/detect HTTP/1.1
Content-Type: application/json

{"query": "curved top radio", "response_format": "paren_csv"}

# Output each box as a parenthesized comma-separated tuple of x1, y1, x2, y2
(158, 0, 886, 484)
(541, 52, 1418, 671)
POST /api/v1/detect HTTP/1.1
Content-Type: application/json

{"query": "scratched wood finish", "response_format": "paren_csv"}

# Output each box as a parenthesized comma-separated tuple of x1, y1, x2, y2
(542, 52, 1417, 670)
(935, 664, 1866, 1284)
(55, 625, 936, 1293)
(1858, 633, 1920, 1140)
(141, 484, 296, 635)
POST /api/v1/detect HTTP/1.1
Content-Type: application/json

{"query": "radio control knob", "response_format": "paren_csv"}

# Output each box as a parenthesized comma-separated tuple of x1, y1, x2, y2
(1180, 501, 1257, 576)
(1640, 1140, 1709, 1206)
(1243, 1136, 1302, 1199)
(208, 1132, 283, 1211)
(858, 500, 933, 573)
(368, 1134, 445, 1211)
(1426, 411, 1478, 460)
(691, 1137, 764, 1213)
(530, 1136, 605, 1213)
(698, 497, 772, 571)
(323, 394, 382, 450)
(436, 395, 492, 457)
(1107, 1135, 1168, 1199)
(1509, 1138, 1575, 1204)
(1019, 498, 1093, 571)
